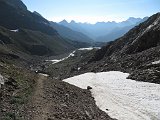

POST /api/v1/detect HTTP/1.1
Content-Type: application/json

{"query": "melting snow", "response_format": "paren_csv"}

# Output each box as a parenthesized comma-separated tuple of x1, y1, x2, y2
(152, 60, 160, 65)
(48, 50, 76, 64)
(78, 47, 100, 51)
(63, 71, 160, 120)
(48, 47, 100, 64)
(38, 73, 49, 77)
(10, 29, 19, 32)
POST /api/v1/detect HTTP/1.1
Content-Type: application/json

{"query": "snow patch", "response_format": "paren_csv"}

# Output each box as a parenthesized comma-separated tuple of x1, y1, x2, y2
(10, 29, 19, 32)
(78, 48, 94, 51)
(78, 47, 100, 51)
(38, 73, 49, 77)
(78, 67, 81, 71)
(146, 16, 160, 31)
(46, 50, 76, 64)
(63, 71, 160, 120)
(152, 60, 160, 65)
(0, 74, 6, 88)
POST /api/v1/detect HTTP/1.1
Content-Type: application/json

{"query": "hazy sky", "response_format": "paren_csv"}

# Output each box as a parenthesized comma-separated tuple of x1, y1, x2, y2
(22, 0, 160, 23)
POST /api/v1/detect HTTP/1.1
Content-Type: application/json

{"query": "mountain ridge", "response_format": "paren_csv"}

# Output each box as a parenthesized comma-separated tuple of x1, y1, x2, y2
(50, 21, 94, 44)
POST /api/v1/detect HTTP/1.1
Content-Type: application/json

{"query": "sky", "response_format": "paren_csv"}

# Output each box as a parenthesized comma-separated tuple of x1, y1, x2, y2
(22, 0, 160, 24)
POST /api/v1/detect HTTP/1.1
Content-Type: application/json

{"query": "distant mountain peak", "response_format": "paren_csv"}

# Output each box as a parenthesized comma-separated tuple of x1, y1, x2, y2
(126, 17, 142, 23)
(70, 20, 76, 24)
(59, 19, 68, 24)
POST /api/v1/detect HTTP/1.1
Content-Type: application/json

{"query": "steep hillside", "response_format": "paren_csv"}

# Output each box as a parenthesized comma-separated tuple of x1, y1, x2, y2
(0, 0, 57, 35)
(0, 0, 88, 56)
(0, 26, 76, 56)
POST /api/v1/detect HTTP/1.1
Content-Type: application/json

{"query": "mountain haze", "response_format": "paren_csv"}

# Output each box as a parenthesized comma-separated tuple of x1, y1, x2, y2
(58, 17, 148, 42)
(50, 21, 93, 45)
(97, 17, 149, 42)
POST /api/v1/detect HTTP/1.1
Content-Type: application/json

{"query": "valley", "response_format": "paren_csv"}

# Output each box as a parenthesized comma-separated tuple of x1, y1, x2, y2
(0, 0, 160, 120)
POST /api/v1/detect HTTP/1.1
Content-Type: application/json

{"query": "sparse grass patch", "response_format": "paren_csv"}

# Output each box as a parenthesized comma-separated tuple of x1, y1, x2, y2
(0, 60, 37, 119)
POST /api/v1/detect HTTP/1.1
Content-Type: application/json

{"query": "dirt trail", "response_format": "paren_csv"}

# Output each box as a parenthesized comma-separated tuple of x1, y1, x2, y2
(31, 73, 50, 120)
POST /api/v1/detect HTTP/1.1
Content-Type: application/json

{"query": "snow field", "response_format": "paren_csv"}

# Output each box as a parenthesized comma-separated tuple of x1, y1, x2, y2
(63, 71, 160, 120)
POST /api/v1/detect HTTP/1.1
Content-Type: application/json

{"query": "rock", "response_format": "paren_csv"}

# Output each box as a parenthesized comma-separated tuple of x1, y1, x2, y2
(1, 108, 7, 112)
(5, 77, 18, 88)
(87, 86, 92, 90)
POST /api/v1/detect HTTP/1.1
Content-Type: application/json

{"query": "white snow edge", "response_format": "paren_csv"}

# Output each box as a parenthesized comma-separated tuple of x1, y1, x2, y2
(152, 60, 160, 65)
(10, 29, 19, 32)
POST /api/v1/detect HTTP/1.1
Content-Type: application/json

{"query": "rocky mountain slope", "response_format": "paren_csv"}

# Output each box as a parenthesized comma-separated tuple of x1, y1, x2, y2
(0, 0, 56, 35)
